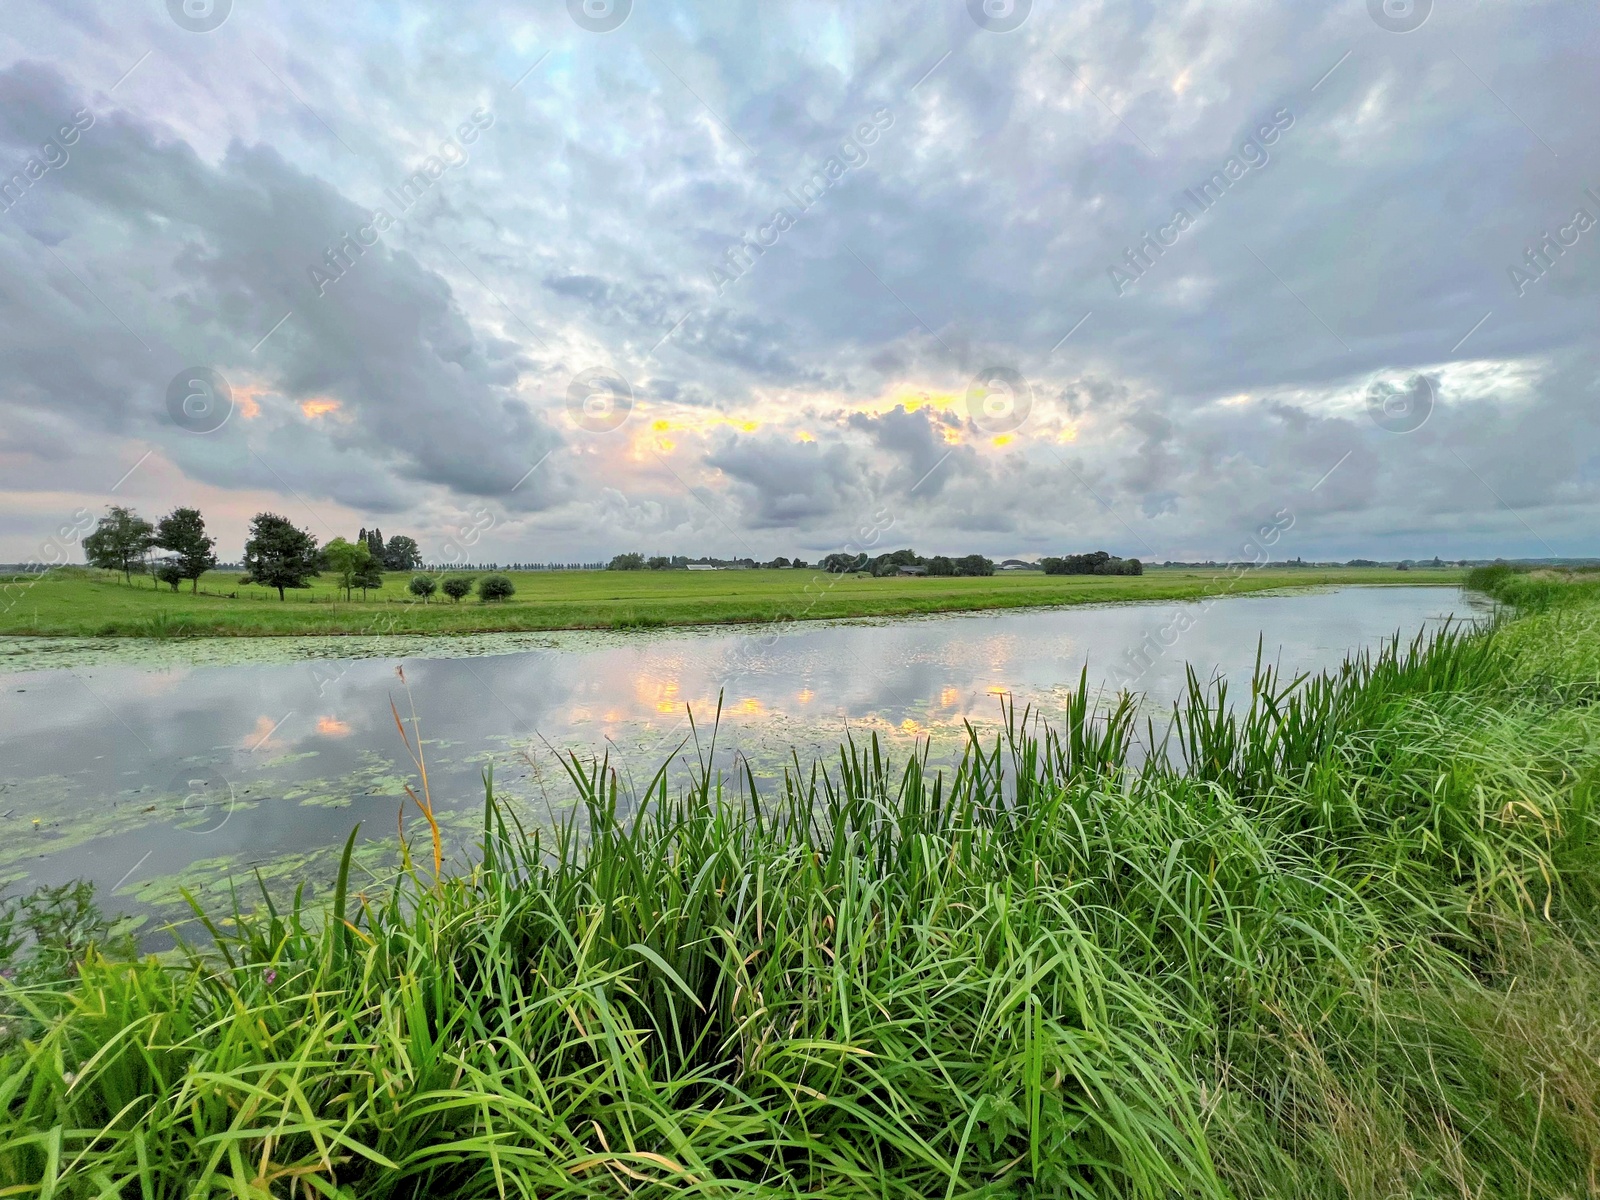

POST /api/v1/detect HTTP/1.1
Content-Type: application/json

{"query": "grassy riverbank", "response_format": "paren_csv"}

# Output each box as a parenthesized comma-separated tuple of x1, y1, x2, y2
(0, 563, 1461, 638)
(4, 581, 1597, 1196)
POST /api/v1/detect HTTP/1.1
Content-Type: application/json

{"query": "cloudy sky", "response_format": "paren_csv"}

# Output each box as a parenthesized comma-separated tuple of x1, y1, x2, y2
(1, 0, 1595, 566)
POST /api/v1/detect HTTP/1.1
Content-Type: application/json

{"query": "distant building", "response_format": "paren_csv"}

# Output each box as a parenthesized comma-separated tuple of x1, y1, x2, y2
(896, 565, 928, 576)
(998, 559, 1039, 571)
(687, 563, 717, 571)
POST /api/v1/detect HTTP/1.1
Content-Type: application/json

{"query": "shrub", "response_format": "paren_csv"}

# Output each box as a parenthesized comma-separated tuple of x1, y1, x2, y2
(1465, 561, 1519, 594)
(408, 575, 438, 601)
(608, 553, 646, 571)
(478, 573, 515, 602)
(441, 576, 474, 603)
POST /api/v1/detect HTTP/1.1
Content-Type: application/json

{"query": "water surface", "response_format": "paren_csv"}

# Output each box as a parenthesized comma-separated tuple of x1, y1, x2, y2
(0, 586, 1480, 921)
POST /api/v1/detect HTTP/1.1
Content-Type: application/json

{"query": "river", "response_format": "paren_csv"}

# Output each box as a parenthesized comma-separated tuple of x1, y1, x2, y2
(0, 585, 1484, 928)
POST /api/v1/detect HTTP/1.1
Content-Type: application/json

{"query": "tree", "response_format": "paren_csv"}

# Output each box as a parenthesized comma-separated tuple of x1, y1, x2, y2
(821, 552, 866, 574)
(869, 549, 922, 577)
(384, 535, 422, 571)
(242, 513, 320, 600)
(353, 554, 384, 599)
(608, 553, 645, 570)
(321, 537, 366, 600)
(927, 555, 955, 576)
(408, 574, 437, 602)
(955, 554, 995, 577)
(1041, 551, 1110, 575)
(154, 507, 218, 593)
(83, 506, 155, 584)
(442, 576, 474, 603)
(1091, 556, 1139, 576)
(155, 560, 184, 592)
(646, 556, 672, 570)
(478, 573, 515, 602)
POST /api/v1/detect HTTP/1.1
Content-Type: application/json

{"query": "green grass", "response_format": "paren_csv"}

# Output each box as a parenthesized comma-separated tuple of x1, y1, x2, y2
(1467, 562, 1600, 613)
(0, 564, 1463, 638)
(3, 582, 1596, 1197)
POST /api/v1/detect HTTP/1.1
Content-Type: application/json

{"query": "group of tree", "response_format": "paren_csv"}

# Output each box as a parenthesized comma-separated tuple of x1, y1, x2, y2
(357, 527, 422, 571)
(81, 506, 434, 601)
(83, 505, 219, 592)
(321, 536, 386, 600)
(819, 549, 996, 577)
(1039, 550, 1142, 576)
(923, 554, 996, 577)
(408, 573, 514, 603)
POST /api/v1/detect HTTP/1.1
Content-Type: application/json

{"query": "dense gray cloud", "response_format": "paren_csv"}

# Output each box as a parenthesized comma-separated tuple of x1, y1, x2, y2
(0, 0, 1596, 562)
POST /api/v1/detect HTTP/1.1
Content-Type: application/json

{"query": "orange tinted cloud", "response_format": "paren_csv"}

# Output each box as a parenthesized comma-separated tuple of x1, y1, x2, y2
(316, 716, 353, 737)
(232, 384, 265, 420)
(301, 397, 341, 419)
(242, 713, 289, 753)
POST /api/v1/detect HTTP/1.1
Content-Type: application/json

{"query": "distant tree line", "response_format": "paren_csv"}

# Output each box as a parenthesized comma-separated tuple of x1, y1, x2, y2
(606, 551, 1010, 576)
(79, 505, 1137, 601)
(607, 554, 812, 570)
(819, 549, 997, 577)
(1039, 550, 1142, 576)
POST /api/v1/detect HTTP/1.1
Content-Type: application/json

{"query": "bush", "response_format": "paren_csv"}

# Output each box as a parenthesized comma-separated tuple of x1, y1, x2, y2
(408, 575, 438, 601)
(441, 576, 474, 603)
(478, 573, 515, 602)
(608, 553, 645, 571)
(154, 561, 184, 592)
(1465, 561, 1519, 594)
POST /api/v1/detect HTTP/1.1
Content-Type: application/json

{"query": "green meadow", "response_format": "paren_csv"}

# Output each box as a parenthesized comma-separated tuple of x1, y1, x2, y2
(2, 567, 1599, 1195)
(0, 563, 1461, 638)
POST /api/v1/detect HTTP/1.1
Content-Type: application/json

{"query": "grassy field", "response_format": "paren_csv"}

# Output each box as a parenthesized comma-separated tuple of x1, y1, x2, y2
(2, 572, 1597, 1195)
(0, 563, 1464, 638)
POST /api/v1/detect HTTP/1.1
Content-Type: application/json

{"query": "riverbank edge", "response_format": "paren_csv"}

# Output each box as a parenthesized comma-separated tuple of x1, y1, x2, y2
(0, 580, 1475, 673)
(0, 569, 1464, 645)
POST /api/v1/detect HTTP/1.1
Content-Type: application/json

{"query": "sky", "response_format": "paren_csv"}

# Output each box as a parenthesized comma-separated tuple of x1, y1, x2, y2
(1, 0, 1596, 567)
